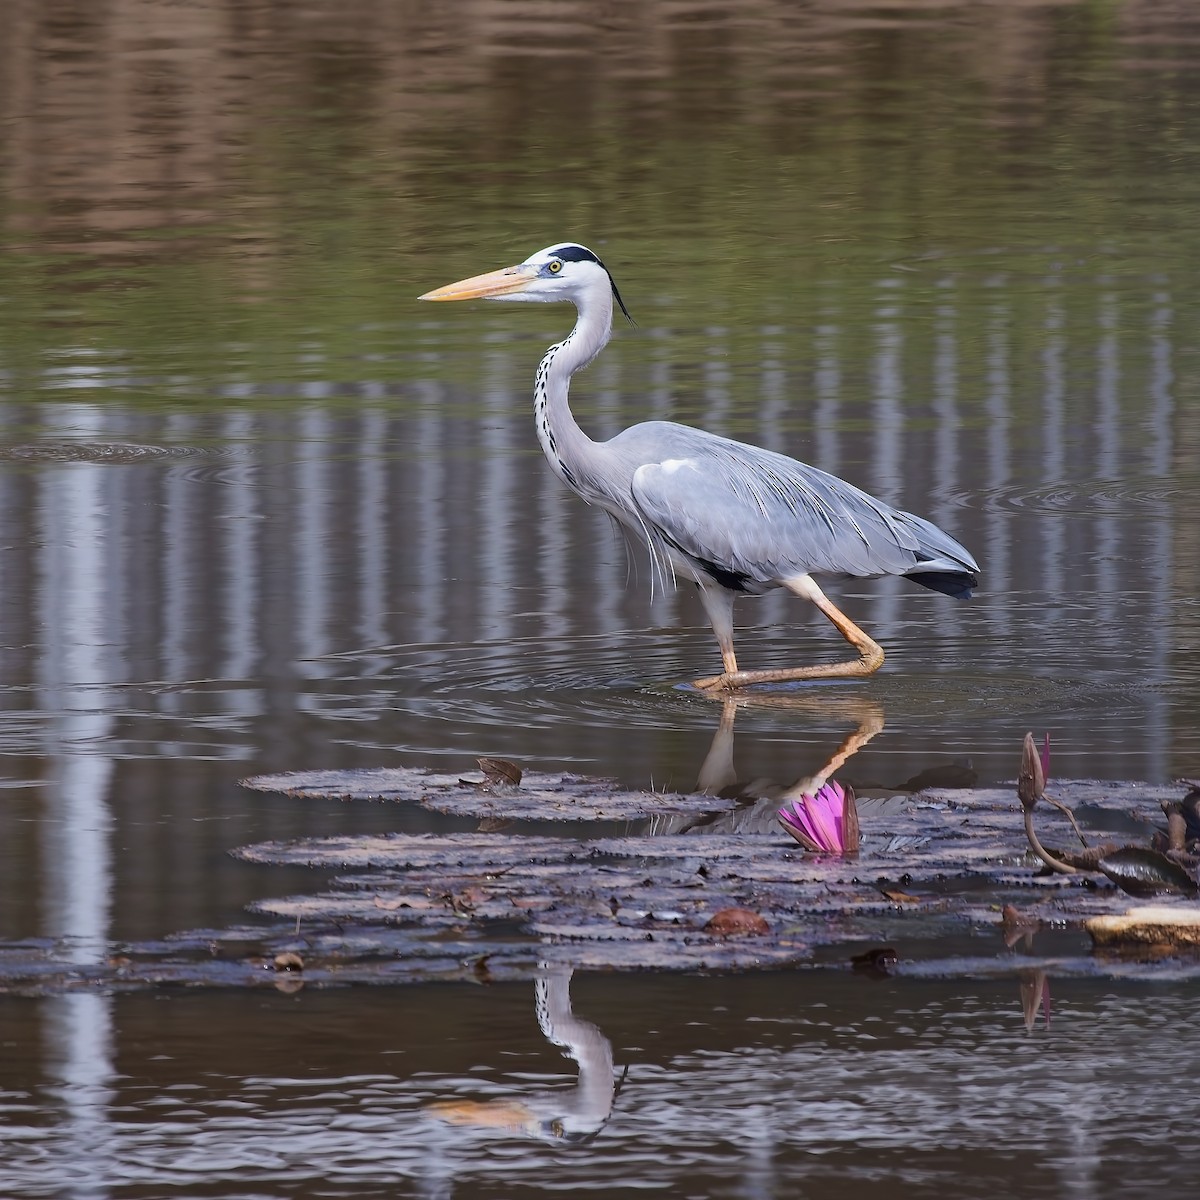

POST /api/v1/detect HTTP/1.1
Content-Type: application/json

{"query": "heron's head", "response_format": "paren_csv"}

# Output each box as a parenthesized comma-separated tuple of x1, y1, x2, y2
(419, 242, 633, 322)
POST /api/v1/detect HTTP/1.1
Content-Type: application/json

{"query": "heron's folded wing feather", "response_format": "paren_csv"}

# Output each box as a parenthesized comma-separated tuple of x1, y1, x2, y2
(629, 441, 974, 583)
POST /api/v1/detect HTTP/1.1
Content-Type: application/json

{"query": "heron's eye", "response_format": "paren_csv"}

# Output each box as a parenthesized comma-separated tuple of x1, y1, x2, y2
(547, 260, 563, 274)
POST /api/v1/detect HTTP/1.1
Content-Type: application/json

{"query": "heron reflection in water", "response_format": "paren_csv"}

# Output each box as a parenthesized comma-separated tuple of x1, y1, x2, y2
(425, 965, 617, 1143)
(648, 693, 888, 836)
(421, 244, 978, 690)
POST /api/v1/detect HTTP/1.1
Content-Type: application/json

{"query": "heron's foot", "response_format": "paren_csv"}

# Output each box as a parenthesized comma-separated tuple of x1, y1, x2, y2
(691, 648, 884, 692)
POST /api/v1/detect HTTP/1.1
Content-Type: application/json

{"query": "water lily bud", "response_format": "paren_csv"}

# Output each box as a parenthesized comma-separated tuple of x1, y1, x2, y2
(1017, 732, 1044, 810)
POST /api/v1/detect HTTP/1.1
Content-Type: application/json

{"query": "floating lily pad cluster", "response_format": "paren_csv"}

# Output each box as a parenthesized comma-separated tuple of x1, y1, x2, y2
(217, 764, 1200, 985)
(2, 751, 1197, 996)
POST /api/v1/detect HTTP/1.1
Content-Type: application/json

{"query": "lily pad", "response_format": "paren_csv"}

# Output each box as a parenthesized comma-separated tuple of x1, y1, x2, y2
(4, 777, 1198, 996)
(240, 766, 738, 821)
(232, 832, 573, 869)
(1095, 846, 1200, 897)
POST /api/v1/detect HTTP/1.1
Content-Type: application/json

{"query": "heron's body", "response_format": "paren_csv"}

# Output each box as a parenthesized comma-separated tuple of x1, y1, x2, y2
(421, 243, 978, 690)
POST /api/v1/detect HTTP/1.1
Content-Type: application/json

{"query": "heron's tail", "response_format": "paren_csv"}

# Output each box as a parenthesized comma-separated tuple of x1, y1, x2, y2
(905, 569, 977, 599)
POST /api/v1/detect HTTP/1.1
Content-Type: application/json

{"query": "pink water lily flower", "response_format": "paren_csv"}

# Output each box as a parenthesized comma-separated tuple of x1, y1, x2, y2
(778, 781, 860, 855)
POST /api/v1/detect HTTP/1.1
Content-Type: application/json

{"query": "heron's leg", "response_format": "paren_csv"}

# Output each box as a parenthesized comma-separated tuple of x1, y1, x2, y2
(693, 583, 740, 677)
(693, 574, 884, 691)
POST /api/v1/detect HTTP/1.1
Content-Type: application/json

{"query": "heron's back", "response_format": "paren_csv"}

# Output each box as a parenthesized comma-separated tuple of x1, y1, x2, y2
(602, 421, 978, 593)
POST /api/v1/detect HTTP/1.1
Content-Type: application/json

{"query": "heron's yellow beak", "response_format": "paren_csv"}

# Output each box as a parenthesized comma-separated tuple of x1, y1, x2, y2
(418, 263, 538, 302)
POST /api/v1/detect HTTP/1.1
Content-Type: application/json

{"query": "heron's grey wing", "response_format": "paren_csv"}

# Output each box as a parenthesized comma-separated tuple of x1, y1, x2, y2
(629, 439, 976, 585)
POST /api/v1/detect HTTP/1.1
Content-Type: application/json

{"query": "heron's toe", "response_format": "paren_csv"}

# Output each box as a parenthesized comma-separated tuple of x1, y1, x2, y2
(691, 673, 739, 693)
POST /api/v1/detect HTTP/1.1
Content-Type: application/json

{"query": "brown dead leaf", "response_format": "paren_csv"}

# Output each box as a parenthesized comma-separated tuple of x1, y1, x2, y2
(880, 887, 922, 904)
(447, 886, 491, 914)
(460, 757, 524, 790)
(479, 757, 522, 786)
(704, 907, 769, 936)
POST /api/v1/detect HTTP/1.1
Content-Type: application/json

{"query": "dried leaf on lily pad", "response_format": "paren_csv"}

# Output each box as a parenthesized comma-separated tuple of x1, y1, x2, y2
(461, 757, 523, 788)
(704, 907, 769, 936)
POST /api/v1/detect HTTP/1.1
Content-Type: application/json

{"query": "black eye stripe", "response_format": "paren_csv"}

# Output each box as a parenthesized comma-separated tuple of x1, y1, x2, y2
(549, 244, 602, 265)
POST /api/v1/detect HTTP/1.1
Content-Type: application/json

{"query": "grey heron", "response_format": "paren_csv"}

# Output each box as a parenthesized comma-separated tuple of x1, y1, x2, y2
(419, 242, 978, 691)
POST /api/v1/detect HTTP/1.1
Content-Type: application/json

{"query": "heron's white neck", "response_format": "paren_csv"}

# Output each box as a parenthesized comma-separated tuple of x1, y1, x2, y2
(533, 283, 614, 499)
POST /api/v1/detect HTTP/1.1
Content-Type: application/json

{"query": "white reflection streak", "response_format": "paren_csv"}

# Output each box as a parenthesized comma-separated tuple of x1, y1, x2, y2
(219, 410, 262, 686)
(1142, 294, 1174, 771)
(872, 284, 903, 632)
(703, 324, 732, 429)
(1040, 296, 1067, 608)
(36, 405, 118, 1200)
(985, 304, 1013, 634)
(296, 408, 333, 658)
(732, 1102, 777, 1200)
(813, 318, 842, 480)
(1147, 293, 1174, 479)
(356, 408, 388, 650)
(758, 325, 787, 433)
(754, 328, 789, 632)
(872, 284, 903, 491)
(801, 317, 845, 634)
(931, 304, 959, 528)
(1093, 295, 1120, 633)
(412, 383, 447, 644)
(480, 355, 517, 642)
(931, 301, 967, 648)
(44, 994, 115, 1200)
(162, 418, 196, 698)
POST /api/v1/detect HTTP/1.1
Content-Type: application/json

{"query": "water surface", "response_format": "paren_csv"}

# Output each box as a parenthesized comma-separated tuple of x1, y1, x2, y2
(1, 1, 1198, 1195)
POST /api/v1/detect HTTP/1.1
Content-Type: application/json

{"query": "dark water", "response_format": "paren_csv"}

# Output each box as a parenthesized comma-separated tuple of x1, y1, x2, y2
(3, 972, 1198, 1199)
(2, 1, 1199, 1195)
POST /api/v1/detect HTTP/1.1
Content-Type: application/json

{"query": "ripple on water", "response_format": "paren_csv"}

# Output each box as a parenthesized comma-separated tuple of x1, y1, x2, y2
(312, 630, 721, 733)
(0, 441, 231, 466)
(949, 475, 1183, 516)
(1, 985, 1197, 1195)
(305, 599, 1175, 750)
